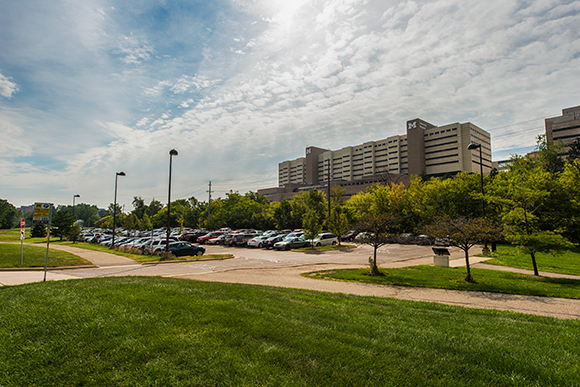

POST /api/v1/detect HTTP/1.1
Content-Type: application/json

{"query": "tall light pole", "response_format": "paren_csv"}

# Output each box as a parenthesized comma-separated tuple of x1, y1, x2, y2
(468, 142, 489, 253)
(164, 149, 178, 259)
(467, 142, 485, 218)
(112, 172, 126, 249)
(72, 194, 80, 217)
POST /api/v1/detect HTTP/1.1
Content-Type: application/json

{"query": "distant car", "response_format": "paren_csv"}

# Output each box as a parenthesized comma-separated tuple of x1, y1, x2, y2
(310, 233, 338, 247)
(206, 234, 228, 245)
(397, 233, 416, 244)
(155, 242, 205, 257)
(341, 230, 359, 241)
(263, 234, 287, 249)
(273, 236, 310, 251)
(197, 231, 226, 244)
(416, 234, 435, 245)
(247, 236, 269, 248)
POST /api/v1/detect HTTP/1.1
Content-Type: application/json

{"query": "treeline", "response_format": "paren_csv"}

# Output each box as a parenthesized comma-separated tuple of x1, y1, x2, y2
(2, 138, 579, 248)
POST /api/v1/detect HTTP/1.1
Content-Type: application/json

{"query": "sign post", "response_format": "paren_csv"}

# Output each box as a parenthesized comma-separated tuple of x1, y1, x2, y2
(33, 203, 53, 282)
(20, 218, 25, 265)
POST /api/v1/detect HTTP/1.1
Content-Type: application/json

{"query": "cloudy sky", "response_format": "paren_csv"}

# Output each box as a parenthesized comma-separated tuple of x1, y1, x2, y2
(1, 0, 579, 210)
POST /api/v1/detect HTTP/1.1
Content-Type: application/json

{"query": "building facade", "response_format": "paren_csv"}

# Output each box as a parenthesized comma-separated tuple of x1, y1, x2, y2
(261, 116, 492, 202)
(545, 105, 580, 157)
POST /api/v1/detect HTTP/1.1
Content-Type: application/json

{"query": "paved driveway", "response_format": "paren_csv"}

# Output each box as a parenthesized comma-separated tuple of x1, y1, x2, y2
(2, 243, 580, 319)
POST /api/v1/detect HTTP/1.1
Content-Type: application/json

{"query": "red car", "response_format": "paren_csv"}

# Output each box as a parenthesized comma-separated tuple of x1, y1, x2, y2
(197, 231, 226, 244)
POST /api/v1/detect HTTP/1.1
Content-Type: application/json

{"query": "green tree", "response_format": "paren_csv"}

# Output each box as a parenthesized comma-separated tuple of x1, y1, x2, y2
(536, 134, 565, 174)
(488, 156, 570, 275)
(74, 203, 99, 227)
(302, 209, 322, 247)
(51, 208, 76, 241)
(272, 199, 293, 230)
(30, 223, 47, 238)
(146, 199, 163, 217)
(355, 214, 400, 276)
(327, 207, 348, 245)
(0, 199, 18, 229)
(424, 216, 501, 282)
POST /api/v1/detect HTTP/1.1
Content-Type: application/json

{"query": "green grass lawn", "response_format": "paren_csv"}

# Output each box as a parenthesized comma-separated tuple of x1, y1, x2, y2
(0, 243, 91, 268)
(484, 244, 580, 276)
(0, 277, 578, 386)
(304, 265, 580, 299)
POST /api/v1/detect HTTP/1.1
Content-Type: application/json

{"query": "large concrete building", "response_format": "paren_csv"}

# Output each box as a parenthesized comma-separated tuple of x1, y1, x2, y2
(545, 105, 580, 157)
(260, 117, 492, 202)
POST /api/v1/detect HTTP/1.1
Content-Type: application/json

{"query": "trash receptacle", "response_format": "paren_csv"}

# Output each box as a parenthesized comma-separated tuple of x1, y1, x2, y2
(432, 247, 450, 267)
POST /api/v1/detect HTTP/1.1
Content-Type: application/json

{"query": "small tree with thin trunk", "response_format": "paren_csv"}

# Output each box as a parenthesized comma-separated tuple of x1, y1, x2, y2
(424, 216, 501, 282)
(355, 214, 399, 276)
(302, 209, 322, 248)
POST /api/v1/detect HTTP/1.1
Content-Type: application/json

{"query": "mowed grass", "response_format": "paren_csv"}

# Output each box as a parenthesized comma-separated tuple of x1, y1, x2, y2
(0, 243, 90, 268)
(485, 244, 580, 276)
(305, 266, 580, 299)
(1, 277, 579, 386)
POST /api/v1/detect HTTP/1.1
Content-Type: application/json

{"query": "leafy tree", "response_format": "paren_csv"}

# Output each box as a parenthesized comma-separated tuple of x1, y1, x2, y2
(51, 208, 76, 241)
(140, 213, 153, 231)
(302, 209, 322, 247)
(355, 214, 400, 276)
(122, 213, 139, 232)
(424, 216, 501, 282)
(488, 156, 570, 275)
(30, 223, 47, 238)
(72, 203, 99, 227)
(327, 207, 348, 245)
(131, 196, 147, 219)
(272, 199, 293, 230)
(567, 138, 580, 172)
(536, 134, 565, 174)
(146, 199, 163, 217)
(0, 199, 18, 229)
(66, 225, 82, 243)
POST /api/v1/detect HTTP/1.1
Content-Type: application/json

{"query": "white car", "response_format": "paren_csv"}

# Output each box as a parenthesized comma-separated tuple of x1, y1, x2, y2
(310, 233, 338, 247)
(247, 236, 269, 248)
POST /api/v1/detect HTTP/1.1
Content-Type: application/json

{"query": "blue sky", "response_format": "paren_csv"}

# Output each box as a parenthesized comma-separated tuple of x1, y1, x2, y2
(1, 0, 579, 209)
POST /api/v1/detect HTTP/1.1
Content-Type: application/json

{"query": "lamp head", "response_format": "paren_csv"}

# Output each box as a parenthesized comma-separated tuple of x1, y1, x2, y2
(467, 142, 481, 150)
(169, 149, 178, 156)
(74, 194, 80, 198)
(117, 171, 126, 176)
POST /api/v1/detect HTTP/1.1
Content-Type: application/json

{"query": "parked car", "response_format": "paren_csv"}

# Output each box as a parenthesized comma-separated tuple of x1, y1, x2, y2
(310, 233, 338, 247)
(179, 231, 208, 243)
(273, 236, 310, 251)
(247, 236, 269, 248)
(233, 233, 255, 247)
(397, 233, 416, 244)
(206, 234, 228, 245)
(416, 234, 435, 245)
(141, 238, 177, 255)
(263, 234, 288, 249)
(154, 242, 205, 257)
(341, 230, 359, 241)
(197, 231, 226, 244)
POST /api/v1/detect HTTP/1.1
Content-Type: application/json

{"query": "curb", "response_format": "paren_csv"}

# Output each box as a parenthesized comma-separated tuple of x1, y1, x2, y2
(140, 255, 235, 265)
(0, 265, 99, 271)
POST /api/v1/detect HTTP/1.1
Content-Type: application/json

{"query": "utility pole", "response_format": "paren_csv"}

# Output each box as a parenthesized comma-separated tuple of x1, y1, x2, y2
(327, 159, 331, 225)
(207, 181, 213, 227)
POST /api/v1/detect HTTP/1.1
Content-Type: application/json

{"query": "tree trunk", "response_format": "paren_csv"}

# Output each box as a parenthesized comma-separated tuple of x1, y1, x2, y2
(464, 248, 473, 282)
(530, 251, 539, 276)
(371, 245, 380, 276)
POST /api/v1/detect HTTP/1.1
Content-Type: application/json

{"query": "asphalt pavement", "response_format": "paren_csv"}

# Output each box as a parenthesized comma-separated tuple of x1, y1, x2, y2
(1, 242, 579, 319)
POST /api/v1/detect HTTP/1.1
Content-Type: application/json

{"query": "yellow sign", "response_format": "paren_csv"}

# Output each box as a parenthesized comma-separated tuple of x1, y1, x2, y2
(33, 203, 52, 224)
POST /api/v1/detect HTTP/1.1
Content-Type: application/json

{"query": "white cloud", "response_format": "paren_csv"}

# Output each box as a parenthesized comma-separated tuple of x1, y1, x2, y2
(0, 72, 19, 98)
(115, 35, 154, 64)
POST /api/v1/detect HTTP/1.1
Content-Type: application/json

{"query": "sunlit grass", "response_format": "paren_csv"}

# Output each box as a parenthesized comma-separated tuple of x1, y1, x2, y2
(0, 243, 90, 268)
(0, 277, 578, 386)
(304, 265, 580, 299)
(485, 244, 580, 276)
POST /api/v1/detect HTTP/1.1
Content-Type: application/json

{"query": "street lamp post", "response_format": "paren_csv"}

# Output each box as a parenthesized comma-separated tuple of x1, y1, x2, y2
(72, 194, 80, 217)
(467, 142, 489, 253)
(164, 149, 178, 260)
(112, 172, 126, 249)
